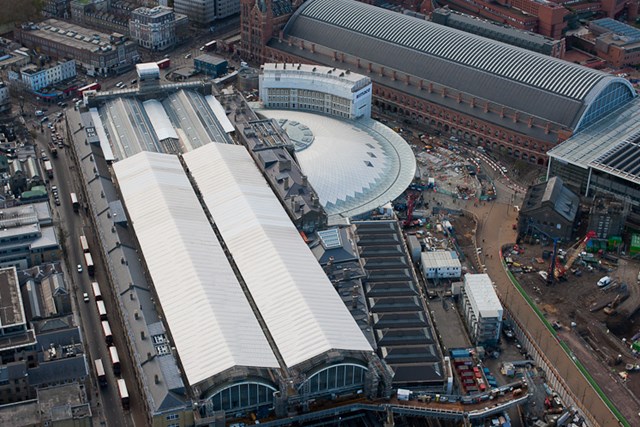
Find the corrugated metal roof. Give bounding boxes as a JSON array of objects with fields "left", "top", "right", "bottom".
[
  {"left": 113, "top": 152, "right": 279, "bottom": 385},
  {"left": 143, "top": 99, "right": 178, "bottom": 141},
  {"left": 284, "top": 0, "right": 634, "bottom": 129},
  {"left": 420, "top": 251, "right": 461, "bottom": 270},
  {"left": 183, "top": 143, "right": 372, "bottom": 368}
]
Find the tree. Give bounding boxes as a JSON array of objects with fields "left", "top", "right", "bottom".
[{"left": 0, "top": 0, "right": 44, "bottom": 26}]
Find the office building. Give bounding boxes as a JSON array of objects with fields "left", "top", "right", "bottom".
[
  {"left": 461, "top": 274, "right": 503, "bottom": 346},
  {"left": 129, "top": 6, "right": 189, "bottom": 51},
  {"left": 175, "top": 0, "right": 216, "bottom": 25},
  {"left": 194, "top": 54, "right": 228, "bottom": 77},
  {"left": 260, "top": 63, "right": 372, "bottom": 119},
  {"left": 15, "top": 19, "right": 139, "bottom": 77},
  {"left": 0, "top": 203, "right": 61, "bottom": 270},
  {"left": 589, "top": 18, "right": 640, "bottom": 67}
]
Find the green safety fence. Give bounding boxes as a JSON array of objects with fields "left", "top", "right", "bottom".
[{"left": 502, "top": 258, "right": 629, "bottom": 427}]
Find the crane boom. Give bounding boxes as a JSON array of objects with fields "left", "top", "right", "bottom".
[{"left": 563, "top": 231, "right": 597, "bottom": 272}]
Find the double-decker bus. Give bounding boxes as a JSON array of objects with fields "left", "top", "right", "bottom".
[
  {"left": 109, "top": 345, "right": 121, "bottom": 376},
  {"left": 77, "top": 82, "right": 101, "bottom": 96},
  {"left": 96, "top": 299, "right": 107, "bottom": 320},
  {"left": 94, "top": 359, "right": 107, "bottom": 387},
  {"left": 101, "top": 320, "right": 113, "bottom": 345},
  {"left": 117, "top": 379, "right": 130, "bottom": 409},
  {"left": 80, "top": 235, "right": 90, "bottom": 253},
  {"left": 84, "top": 252, "right": 95, "bottom": 276},
  {"left": 91, "top": 281, "right": 102, "bottom": 301}
]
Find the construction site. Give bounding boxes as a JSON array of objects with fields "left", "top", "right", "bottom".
[{"left": 500, "top": 229, "right": 640, "bottom": 409}]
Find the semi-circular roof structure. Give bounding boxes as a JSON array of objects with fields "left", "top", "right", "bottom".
[
  {"left": 282, "top": 0, "right": 635, "bottom": 131},
  {"left": 257, "top": 109, "right": 416, "bottom": 223}
]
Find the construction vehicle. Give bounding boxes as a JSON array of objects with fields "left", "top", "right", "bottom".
[
  {"left": 603, "top": 294, "right": 622, "bottom": 315},
  {"left": 549, "top": 231, "right": 596, "bottom": 282}
]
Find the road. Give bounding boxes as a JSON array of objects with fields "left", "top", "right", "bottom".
[{"left": 32, "top": 115, "right": 135, "bottom": 427}]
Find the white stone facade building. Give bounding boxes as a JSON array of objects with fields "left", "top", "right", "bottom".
[{"left": 259, "top": 63, "right": 372, "bottom": 120}]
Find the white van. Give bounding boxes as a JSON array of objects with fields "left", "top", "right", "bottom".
[{"left": 597, "top": 276, "right": 611, "bottom": 287}]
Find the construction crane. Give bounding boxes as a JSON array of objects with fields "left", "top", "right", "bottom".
[
  {"left": 402, "top": 192, "right": 418, "bottom": 228},
  {"left": 552, "top": 231, "right": 597, "bottom": 281},
  {"left": 547, "top": 238, "right": 559, "bottom": 285}
]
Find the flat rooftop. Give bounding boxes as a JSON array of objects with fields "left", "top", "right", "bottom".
[
  {"left": 0, "top": 267, "right": 25, "bottom": 329},
  {"left": 24, "top": 19, "right": 132, "bottom": 54}
]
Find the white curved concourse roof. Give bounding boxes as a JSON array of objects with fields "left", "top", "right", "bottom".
[
  {"left": 143, "top": 99, "right": 179, "bottom": 141},
  {"left": 113, "top": 152, "right": 278, "bottom": 385},
  {"left": 184, "top": 143, "right": 372, "bottom": 368},
  {"left": 258, "top": 110, "right": 416, "bottom": 222}
]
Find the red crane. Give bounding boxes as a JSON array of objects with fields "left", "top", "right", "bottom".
[{"left": 403, "top": 193, "right": 418, "bottom": 228}]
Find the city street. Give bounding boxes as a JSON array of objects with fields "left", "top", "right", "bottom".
[{"left": 32, "top": 116, "right": 135, "bottom": 427}]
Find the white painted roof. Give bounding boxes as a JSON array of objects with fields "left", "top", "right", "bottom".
[
  {"left": 113, "top": 152, "right": 279, "bottom": 385},
  {"left": 184, "top": 143, "right": 372, "bottom": 368},
  {"left": 463, "top": 274, "right": 503, "bottom": 319},
  {"left": 205, "top": 95, "right": 235, "bottom": 133},
  {"left": 142, "top": 99, "right": 179, "bottom": 141},
  {"left": 420, "top": 251, "right": 461, "bottom": 269}
]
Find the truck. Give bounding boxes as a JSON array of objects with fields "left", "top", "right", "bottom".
[
  {"left": 43, "top": 160, "right": 53, "bottom": 178},
  {"left": 157, "top": 58, "right": 171, "bottom": 69},
  {"left": 101, "top": 320, "right": 113, "bottom": 345},
  {"left": 48, "top": 140, "right": 58, "bottom": 158}
]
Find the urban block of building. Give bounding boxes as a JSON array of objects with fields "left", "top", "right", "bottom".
[
  {"left": 70, "top": 0, "right": 130, "bottom": 35},
  {"left": 259, "top": 63, "right": 372, "bottom": 119},
  {"left": 430, "top": 8, "right": 566, "bottom": 58},
  {"left": 15, "top": 19, "right": 139, "bottom": 77},
  {"left": 420, "top": 250, "right": 462, "bottom": 279},
  {"left": 590, "top": 18, "right": 640, "bottom": 68},
  {"left": 0, "top": 203, "right": 61, "bottom": 270},
  {"left": 0, "top": 81, "right": 9, "bottom": 113},
  {"left": 518, "top": 176, "right": 580, "bottom": 242},
  {"left": 461, "top": 274, "right": 503, "bottom": 346},
  {"left": 175, "top": 0, "right": 242, "bottom": 25},
  {"left": 129, "top": 5, "right": 189, "bottom": 51},
  {"left": 19, "top": 60, "right": 76, "bottom": 92},
  {"left": 0, "top": 382, "right": 91, "bottom": 427},
  {"left": 194, "top": 54, "right": 228, "bottom": 77}
]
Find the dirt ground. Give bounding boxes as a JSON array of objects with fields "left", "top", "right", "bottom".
[{"left": 501, "top": 244, "right": 640, "bottom": 400}]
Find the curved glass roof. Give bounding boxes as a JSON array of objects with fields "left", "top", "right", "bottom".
[{"left": 258, "top": 109, "right": 416, "bottom": 223}]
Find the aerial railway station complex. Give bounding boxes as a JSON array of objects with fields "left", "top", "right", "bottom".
[{"left": 241, "top": 0, "right": 637, "bottom": 165}]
